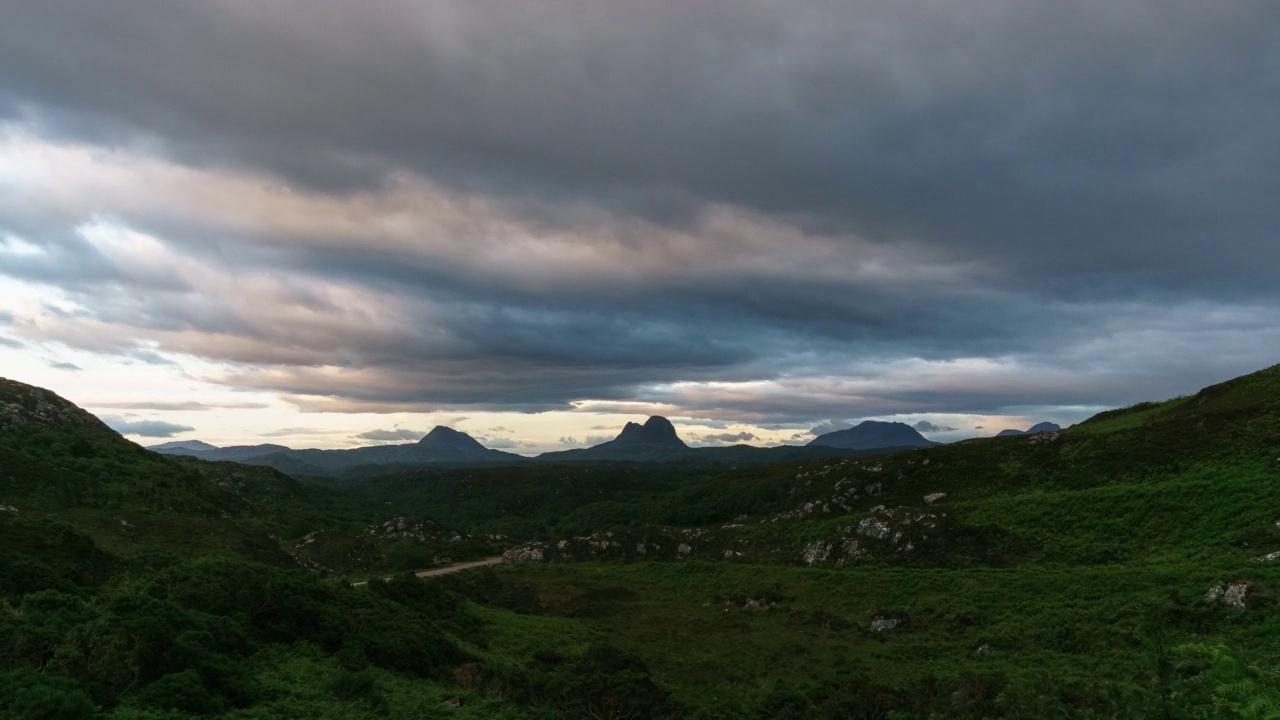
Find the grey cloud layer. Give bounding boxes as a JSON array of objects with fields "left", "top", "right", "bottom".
[
  {"left": 3, "top": 1, "right": 1277, "bottom": 288},
  {"left": 103, "top": 417, "right": 196, "bottom": 438},
  {"left": 693, "top": 431, "right": 757, "bottom": 447},
  {"left": 0, "top": 1, "right": 1277, "bottom": 422},
  {"left": 356, "top": 428, "right": 426, "bottom": 442}
]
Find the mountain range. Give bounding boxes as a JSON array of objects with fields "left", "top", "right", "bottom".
[
  {"left": 150, "top": 425, "right": 525, "bottom": 475},
  {"left": 147, "top": 415, "right": 935, "bottom": 476}
]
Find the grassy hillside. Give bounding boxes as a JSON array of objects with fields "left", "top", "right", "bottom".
[
  {"left": 4, "top": 367, "right": 1280, "bottom": 717},
  {"left": 0, "top": 378, "right": 678, "bottom": 720},
  {"left": 443, "top": 365, "right": 1280, "bottom": 717}
]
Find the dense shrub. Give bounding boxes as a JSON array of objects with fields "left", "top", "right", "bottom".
[
  {"left": 0, "top": 668, "right": 96, "bottom": 720},
  {"left": 0, "top": 558, "right": 468, "bottom": 714}
]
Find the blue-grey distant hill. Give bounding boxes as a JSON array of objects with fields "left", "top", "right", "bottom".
[
  {"left": 806, "top": 420, "right": 939, "bottom": 450},
  {"left": 995, "top": 422, "right": 1062, "bottom": 437},
  {"left": 147, "top": 439, "right": 218, "bottom": 453}
]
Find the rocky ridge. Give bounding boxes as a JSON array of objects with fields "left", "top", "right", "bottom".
[{"left": 0, "top": 378, "right": 112, "bottom": 433}]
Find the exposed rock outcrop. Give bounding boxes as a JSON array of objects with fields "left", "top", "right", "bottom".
[
  {"left": 1205, "top": 582, "right": 1250, "bottom": 609},
  {"left": 0, "top": 378, "right": 112, "bottom": 433},
  {"left": 870, "top": 617, "right": 900, "bottom": 632}
]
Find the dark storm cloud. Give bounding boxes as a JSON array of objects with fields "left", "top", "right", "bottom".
[
  {"left": 913, "top": 421, "right": 958, "bottom": 434},
  {"left": 103, "top": 417, "right": 195, "bottom": 438},
  {"left": 0, "top": 210, "right": 1117, "bottom": 414},
  {"left": 2, "top": 1, "right": 1278, "bottom": 291},
  {"left": 0, "top": 1, "right": 1278, "bottom": 421},
  {"left": 808, "top": 421, "right": 853, "bottom": 437}
]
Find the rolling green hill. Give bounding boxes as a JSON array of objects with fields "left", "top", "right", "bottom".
[{"left": 4, "top": 366, "right": 1280, "bottom": 717}]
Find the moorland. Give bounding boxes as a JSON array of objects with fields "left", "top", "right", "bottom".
[{"left": 3, "top": 365, "right": 1280, "bottom": 718}]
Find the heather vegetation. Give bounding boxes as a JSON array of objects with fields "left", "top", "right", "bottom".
[{"left": 2, "top": 366, "right": 1280, "bottom": 717}]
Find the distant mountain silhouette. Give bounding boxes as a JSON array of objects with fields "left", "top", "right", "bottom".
[
  {"left": 537, "top": 416, "right": 689, "bottom": 462},
  {"left": 612, "top": 416, "right": 683, "bottom": 446},
  {"left": 148, "top": 439, "right": 217, "bottom": 453},
  {"left": 146, "top": 415, "right": 946, "bottom": 475},
  {"left": 151, "top": 443, "right": 289, "bottom": 461},
  {"left": 150, "top": 426, "right": 523, "bottom": 475},
  {"left": 807, "top": 421, "right": 939, "bottom": 450},
  {"left": 995, "top": 422, "right": 1062, "bottom": 437},
  {"left": 416, "top": 425, "right": 505, "bottom": 457}
]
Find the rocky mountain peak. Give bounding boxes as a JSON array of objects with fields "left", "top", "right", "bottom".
[
  {"left": 418, "top": 426, "right": 489, "bottom": 453},
  {"left": 420, "top": 425, "right": 467, "bottom": 442},
  {"left": 0, "top": 378, "right": 111, "bottom": 433},
  {"left": 613, "top": 416, "right": 685, "bottom": 446}
]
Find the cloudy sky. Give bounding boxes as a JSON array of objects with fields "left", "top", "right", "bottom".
[{"left": 1, "top": 1, "right": 1277, "bottom": 454}]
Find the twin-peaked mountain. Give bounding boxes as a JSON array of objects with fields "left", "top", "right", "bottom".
[{"left": 535, "top": 416, "right": 688, "bottom": 462}]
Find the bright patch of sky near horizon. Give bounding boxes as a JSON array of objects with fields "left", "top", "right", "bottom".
[
  {"left": 0, "top": 296, "right": 1050, "bottom": 453},
  {"left": 1, "top": 2, "right": 1277, "bottom": 452},
  {"left": 0, "top": 335, "right": 1049, "bottom": 453}
]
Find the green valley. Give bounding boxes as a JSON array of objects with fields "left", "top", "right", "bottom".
[{"left": 4, "top": 365, "right": 1280, "bottom": 718}]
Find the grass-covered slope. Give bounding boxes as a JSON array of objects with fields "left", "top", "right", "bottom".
[
  {"left": 0, "top": 377, "right": 515, "bottom": 576},
  {"left": 0, "top": 377, "right": 677, "bottom": 719},
  {"left": 5, "top": 366, "right": 1280, "bottom": 717},
  {"left": 445, "top": 365, "right": 1280, "bottom": 717}
]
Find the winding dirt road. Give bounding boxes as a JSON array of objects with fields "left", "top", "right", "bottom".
[{"left": 351, "top": 556, "right": 505, "bottom": 587}]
